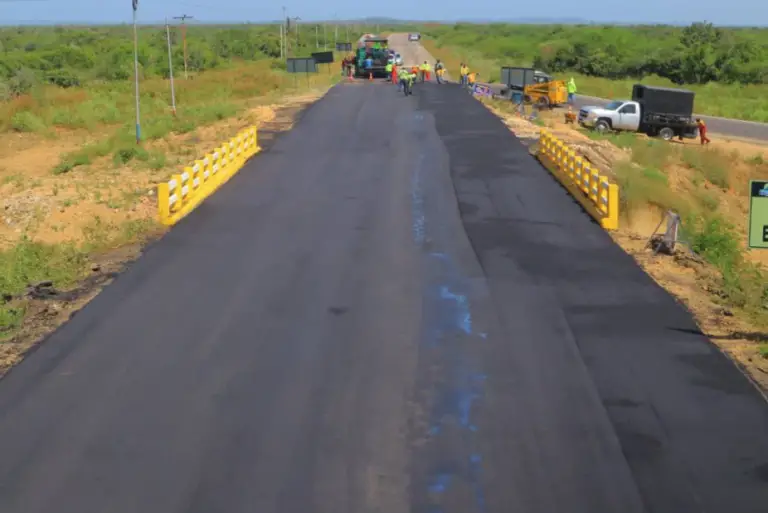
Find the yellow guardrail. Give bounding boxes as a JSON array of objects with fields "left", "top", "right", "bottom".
[
  {"left": 537, "top": 129, "right": 620, "bottom": 230},
  {"left": 157, "top": 126, "right": 260, "bottom": 226}
]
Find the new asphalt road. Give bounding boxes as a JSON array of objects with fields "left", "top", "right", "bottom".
[{"left": 0, "top": 68, "right": 767, "bottom": 512}]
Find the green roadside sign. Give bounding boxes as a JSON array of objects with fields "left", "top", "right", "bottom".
[{"left": 748, "top": 180, "right": 768, "bottom": 248}]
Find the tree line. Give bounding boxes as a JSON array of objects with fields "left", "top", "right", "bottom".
[
  {"left": 0, "top": 24, "right": 333, "bottom": 99},
  {"left": 425, "top": 22, "right": 768, "bottom": 85}
]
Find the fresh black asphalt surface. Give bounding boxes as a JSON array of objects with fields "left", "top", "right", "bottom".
[{"left": 0, "top": 79, "right": 767, "bottom": 513}]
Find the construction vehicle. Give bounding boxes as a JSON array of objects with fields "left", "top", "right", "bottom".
[
  {"left": 499, "top": 67, "right": 567, "bottom": 108},
  {"left": 354, "top": 36, "right": 390, "bottom": 78}
]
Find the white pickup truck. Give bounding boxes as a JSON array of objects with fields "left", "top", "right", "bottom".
[{"left": 579, "top": 85, "right": 698, "bottom": 141}]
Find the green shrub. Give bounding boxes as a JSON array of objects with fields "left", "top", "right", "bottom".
[
  {"left": 11, "top": 111, "right": 47, "bottom": 132},
  {"left": 8, "top": 67, "right": 37, "bottom": 96},
  {"left": 112, "top": 145, "right": 149, "bottom": 166}
]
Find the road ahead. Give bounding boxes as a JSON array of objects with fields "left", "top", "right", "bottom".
[{"left": 0, "top": 42, "right": 767, "bottom": 513}]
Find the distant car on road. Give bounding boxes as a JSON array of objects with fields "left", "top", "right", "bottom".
[
  {"left": 408, "top": 33, "right": 420, "bottom": 41},
  {"left": 395, "top": 53, "right": 403, "bottom": 65}
]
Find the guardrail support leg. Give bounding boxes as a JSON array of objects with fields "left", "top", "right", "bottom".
[
  {"left": 158, "top": 183, "right": 171, "bottom": 225},
  {"left": 602, "top": 183, "right": 620, "bottom": 230}
]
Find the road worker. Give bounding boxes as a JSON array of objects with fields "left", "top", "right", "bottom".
[
  {"left": 404, "top": 67, "right": 416, "bottom": 96},
  {"left": 385, "top": 61, "right": 393, "bottom": 81},
  {"left": 420, "top": 61, "right": 431, "bottom": 82},
  {"left": 697, "top": 118, "right": 711, "bottom": 145},
  {"left": 391, "top": 62, "right": 398, "bottom": 85},
  {"left": 460, "top": 63, "right": 469, "bottom": 87},
  {"left": 397, "top": 66, "right": 409, "bottom": 93},
  {"left": 567, "top": 77, "right": 577, "bottom": 104},
  {"left": 468, "top": 71, "right": 477, "bottom": 90},
  {"left": 435, "top": 60, "right": 445, "bottom": 84}
]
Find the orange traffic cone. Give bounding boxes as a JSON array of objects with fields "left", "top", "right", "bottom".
[{"left": 369, "top": 72, "right": 373, "bottom": 81}]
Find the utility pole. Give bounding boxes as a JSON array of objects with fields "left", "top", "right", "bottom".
[
  {"left": 173, "top": 14, "right": 193, "bottom": 79},
  {"left": 279, "top": 23, "right": 284, "bottom": 59},
  {"left": 282, "top": 6, "right": 287, "bottom": 56},
  {"left": 323, "top": 23, "right": 327, "bottom": 49},
  {"left": 132, "top": 0, "right": 141, "bottom": 144},
  {"left": 315, "top": 25, "right": 318, "bottom": 49},
  {"left": 295, "top": 17, "right": 299, "bottom": 48},
  {"left": 165, "top": 19, "right": 177, "bottom": 116}
]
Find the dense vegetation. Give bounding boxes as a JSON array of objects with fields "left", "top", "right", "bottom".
[
  {"left": 0, "top": 23, "right": 346, "bottom": 98},
  {"left": 423, "top": 23, "right": 768, "bottom": 85}
]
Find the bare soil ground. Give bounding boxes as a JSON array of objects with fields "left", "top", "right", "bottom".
[{"left": 483, "top": 99, "right": 768, "bottom": 391}]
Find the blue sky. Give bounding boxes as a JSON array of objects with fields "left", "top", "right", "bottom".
[{"left": 0, "top": 0, "right": 766, "bottom": 26}]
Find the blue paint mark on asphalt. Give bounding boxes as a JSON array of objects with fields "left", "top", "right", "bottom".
[
  {"left": 429, "top": 474, "right": 452, "bottom": 494},
  {"left": 439, "top": 286, "right": 472, "bottom": 334},
  {"left": 470, "top": 452, "right": 488, "bottom": 513},
  {"left": 409, "top": 122, "right": 488, "bottom": 513}
]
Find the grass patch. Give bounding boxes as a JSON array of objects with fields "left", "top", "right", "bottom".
[
  {"left": 0, "top": 237, "right": 86, "bottom": 298},
  {"left": 695, "top": 189, "right": 719, "bottom": 212},
  {"left": 759, "top": 344, "right": 768, "bottom": 359},
  {"left": 11, "top": 111, "right": 47, "bottom": 133},
  {"left": 112, "top": 145, "right": 149, "bottom": 166},
  {"left": 680, "top": 147, "right": 730, "bottom": 189},
  {"left": 0, "top": 303, "right": 25, "bottom": 341},
  {"left": 684, "top": 214, "right": 766, "bottom": 311},
  {"left": 613, "top": 162, "right": 683, "bottom": 214}
]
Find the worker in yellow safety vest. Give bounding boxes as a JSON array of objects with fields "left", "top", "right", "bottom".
[
  {"left": 460, "top": 63, "right": 469, "bottom": 87},
  {"left": 435, "top": 60, "right": 445, "bottom": 84},
  {"left": 385, "top": 62, "right": 393, "bottom": 81},
  {"left": 420, "top": 61, "right": 431, "bottom": 82}
]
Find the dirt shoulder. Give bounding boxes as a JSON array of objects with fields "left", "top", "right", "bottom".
[
  {"left": 0, "top": 91, "right": 328, "bottom": 377},
  {"left": 482, "top": 98, "right": 768, "bottom": 391}
]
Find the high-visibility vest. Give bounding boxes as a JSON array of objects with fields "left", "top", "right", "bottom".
[
  {"left": 385, "top": 63, "right": 393, "bottom": 72},
  {"left": 460, "top": 66, "right": 468, "bottom": 75},
  {"left": 468, "top": 72, "right": 476, "bottom": 84}
]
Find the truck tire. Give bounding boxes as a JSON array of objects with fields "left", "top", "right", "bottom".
[
  {"left": 594, "top": 119, "right": 611, "bottom": 134},
  {"left": 658, "top": 127, "right": 675, "bottom": 141},
  {"left": 536, "top": 96, "right": 550, "bottom": 109}
]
